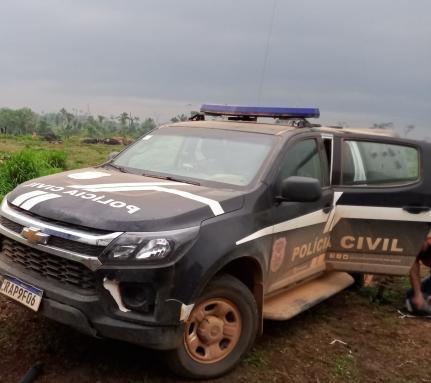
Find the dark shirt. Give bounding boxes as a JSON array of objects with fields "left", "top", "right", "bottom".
[{"left": 418, "top": 246, "right": 431, "bottom": 268}]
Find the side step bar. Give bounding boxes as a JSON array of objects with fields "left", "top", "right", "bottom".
[{"left": 263, "top": 272, "right": 354, "bottom": 320}]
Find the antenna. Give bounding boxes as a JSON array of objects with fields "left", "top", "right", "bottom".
[{"left": 257, "top": 0, "right": 277, "bottom": 105}]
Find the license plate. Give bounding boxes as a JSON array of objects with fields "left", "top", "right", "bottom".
[{"left": 0, "top": 275, "right": 43, "bottom": 312}]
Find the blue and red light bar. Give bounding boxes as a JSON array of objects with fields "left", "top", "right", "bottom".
[{"left": 200, "top": 104, "right": 320, "bottom": 119}]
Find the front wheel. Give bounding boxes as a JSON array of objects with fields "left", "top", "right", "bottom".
[{"left": 166, "top": 274, "right": 258, "bottom": 379}]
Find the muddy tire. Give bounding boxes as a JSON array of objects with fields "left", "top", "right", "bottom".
[{"left": 165, "top": 274, "right": 258, "bottom": 379}]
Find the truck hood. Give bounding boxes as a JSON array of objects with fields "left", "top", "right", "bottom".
[{"left": 6, "top": 168, "right": 244, "bottom": 232}]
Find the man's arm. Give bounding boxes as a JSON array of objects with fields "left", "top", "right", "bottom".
[{"left": 410, "top": 258, "right": 425, "bottom": 309}]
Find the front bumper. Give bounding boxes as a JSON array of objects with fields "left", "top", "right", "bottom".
[
  {"left": 0, "top": 201, "right": 188, "bottom": 350},
  {"left": 0, "top": 255, "right": 184, "bottom": 350},
  {"left": 41, "top": 296, "right": 183, "bottom": 349}
]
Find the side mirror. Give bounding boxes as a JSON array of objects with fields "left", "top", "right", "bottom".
[
  {"left": 107, "top": 152, "right": 119, "bottom": 161},
  {"left": 280, "top": 176, "right": 322, "bottom": 202}
]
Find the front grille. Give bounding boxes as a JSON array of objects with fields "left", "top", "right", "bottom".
[
  {"left": 0, "top": 216, "right": 22, "bottom": 233},
  {"left": 0, "top": 237, "right": 97, "bottom": 292},
  {"left": 0, "top": 216, "right": 105, "bottom": 257},
  {"left": 48, "top": 237, "right": 103, "bottom": 257}
]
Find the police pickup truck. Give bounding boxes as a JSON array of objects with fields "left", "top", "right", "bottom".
[{"left": 0, "top": 104, "right": 429, "bottom": 378}]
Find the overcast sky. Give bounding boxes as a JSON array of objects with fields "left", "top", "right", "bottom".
[{"left": 0, "top": 0, "right": 430, "bottom": 137}]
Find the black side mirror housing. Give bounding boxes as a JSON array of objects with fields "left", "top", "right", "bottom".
[
  {"left": 107, "top": 152, "right": 119, "bottom": 161},
  {"left": 280, "top": 176, "right": 322, "bottom": 202}
]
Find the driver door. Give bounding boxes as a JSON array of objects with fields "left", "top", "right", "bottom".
[{"left": 267, "top": 135, "right": 334, "bottom": 293}]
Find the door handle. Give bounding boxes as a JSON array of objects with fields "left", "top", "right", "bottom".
[{"left": 403, "top": 206, "right": 431, "bottom": 214}]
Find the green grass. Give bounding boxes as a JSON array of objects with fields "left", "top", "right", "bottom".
[
  {"left": 331, "top": 352, "right": 360, "bottom": 382},
  {"left": 242, "top": 348, "right": 269, "bottom": 368},
  {"left": 0, "top": 136, "right": 125, "bottom": 199},
  {"left": 0, "top": 149, "right": 64, "bottom": 198}
]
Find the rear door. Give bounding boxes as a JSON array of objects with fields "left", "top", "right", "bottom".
[{"left": 327, "top": 136, "right": 431, "bottom": 275}]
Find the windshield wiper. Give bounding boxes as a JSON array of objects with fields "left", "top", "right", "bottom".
[
  {"left": 166, "top": 175, "right": 200, "bottom": 186},
  {"left": 106, "top": 163, "right": 128, "bottom": 173},
  {"left": 141, "top": 172, "right": 200, "bottom": 186}
]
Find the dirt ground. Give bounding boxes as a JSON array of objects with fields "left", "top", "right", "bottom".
[{"left": 0, "top": 278, "right": 430, "bottom": 383}]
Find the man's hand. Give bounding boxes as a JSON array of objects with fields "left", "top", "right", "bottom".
[
  {"left": 410, "top": 258, "right": 424, "bottom": 311},
  {"left": 413, "top": 293, "right": 426, "bottom": 310},
  {"left": 420, "top": 236, "right": 431, "bottom": 252}
]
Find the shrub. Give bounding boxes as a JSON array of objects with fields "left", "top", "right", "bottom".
[
  {"left": 0, "top": 149, "right": 67, "bottom": 199},
  {"left": 43, "top": 150, "right": 67, "bottom": 169}
]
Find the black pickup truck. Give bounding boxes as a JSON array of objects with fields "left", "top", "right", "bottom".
[{"left": 0, "top": 105, "right": 429, "bottom": 378}]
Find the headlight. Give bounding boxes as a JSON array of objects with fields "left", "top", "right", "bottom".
[
  {"left": 101, "top": 226, "right": 199, "bottom": 263},
  {"left": 136, "top": 238, "right": 171, "bottom": 260}
]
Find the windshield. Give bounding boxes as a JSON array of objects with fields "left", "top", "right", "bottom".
[{"left": 112, "top": 127, "right": 276, "bottom": 187}]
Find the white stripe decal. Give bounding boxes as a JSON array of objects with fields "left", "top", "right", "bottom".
[
  {"left": 70, "top": 185, "right": 224, "bottom": 216},
  {"left": 332, "top": 205, "right": 431, "bottom": 227},
  {"left": 273, "top": 210, "right": 329, "bottom": 234},
  {"left": 20, "top": 193, "right": 62, "bottom": 210},
  {"left": 333, "top": 191, "right": 343, "bottom": 205},
  {"left": 70, "top": 182, "right": 187, "bottom": 189},
  {"left": 236, "top": 209, "right": 329, "bottom": 245},
  {"left": 323, "top": 208, "right": 336, "bottom": 234},
  {"left": 236, "top": 198, "right": 431, "bottom": 246},
  {"left": 11, "top": 190, "right": 48, "bottom": 207},
  {"left": 150, "top": 186, "right": 224, "bottom": 216},
  {"left": 77, "top": 186, "right": 186, "bottom": 193},
  {"left": 323, "top": 191, "right": 344, "bottom": 233},
  {"left": 236, "top": 192, "right": 346, "bottom": 245},
  {"left": 236, "top": 226, "right": 274, "bottom": 245}
]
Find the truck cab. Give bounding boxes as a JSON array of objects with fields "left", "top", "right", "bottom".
[{"left": 0, "top": 105, "right": 430, "bottom": 379}]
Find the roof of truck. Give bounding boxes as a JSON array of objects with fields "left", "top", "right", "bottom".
[
  {"left": 165, "top": 120, "right": 296, "bottom": 135},
  {"left": 165, "top": 120, "right": 398, "bottom": 138}
]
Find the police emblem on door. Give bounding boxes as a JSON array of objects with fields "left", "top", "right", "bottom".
[{"left": 271, "top": 237, "right": 287, "bottom": 273}]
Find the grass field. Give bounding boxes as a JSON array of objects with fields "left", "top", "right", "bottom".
[
  {"left": 0, "top": 135, "right": 122, "bottom": 171},
  {"left": 0, "top": 137, "right": 430, "bottom": 382},
  {"left": 0, "top": 136, "right": 124, "bottom": 199}
]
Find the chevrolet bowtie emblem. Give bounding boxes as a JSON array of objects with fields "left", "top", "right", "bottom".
[{"left": 21, "top": 227, "right": 50, "bottom": 245}]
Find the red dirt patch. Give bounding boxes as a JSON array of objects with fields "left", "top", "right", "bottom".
[{"left": 0, "top": 280, "right": 430, "bottom": 383}]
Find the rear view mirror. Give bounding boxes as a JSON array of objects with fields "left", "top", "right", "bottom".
[
  {"left": 107, "top": 152, "right": 119, "bottom": 161},
  {"left": 280, "top": 176, "right": 322, "bottom": 202}
]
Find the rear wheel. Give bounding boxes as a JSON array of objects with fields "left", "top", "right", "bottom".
[{"left": 166, "top": 275, "right": 258, "bottom": 379}]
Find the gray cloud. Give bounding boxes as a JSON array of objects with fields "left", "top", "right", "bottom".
[{"left": 0, "top": 0, "right": 429, "bottom": 136}]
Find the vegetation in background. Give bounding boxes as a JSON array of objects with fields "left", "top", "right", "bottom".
[
  {"left": 0, "top": 136, "right": 124, "bottom": 199},
  {"left": 0, "top": 107, "right": 200, "bottom": 140},
  {"left": 0, "top": 149, "right": 66, "bottom": 199},
  {"left": 0, "top": 107, "right": 419, "bottom": 200}
]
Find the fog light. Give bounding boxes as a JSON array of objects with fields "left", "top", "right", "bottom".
[{"left": 120, "top": 283, "right": 155, "bottom": 313}]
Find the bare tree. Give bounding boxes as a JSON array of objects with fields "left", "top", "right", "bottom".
[{"left": 403, "top": 124, "right": 415, "bottom": 137}]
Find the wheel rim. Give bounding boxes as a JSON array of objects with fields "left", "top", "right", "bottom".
[{"left": 184, "top": 298, "right": 242, "bottom": 364}]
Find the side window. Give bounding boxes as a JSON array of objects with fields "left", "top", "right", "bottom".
[
  {"left": 342, "top": 140, "right": 419, "bottom": 186},
  {"left": 279, "top": 139, "right": 323, "bottom": 184}
]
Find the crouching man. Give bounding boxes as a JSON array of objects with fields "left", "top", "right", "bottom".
[{"left": 406, "top": 235, "right": 431, "bottom": 315}]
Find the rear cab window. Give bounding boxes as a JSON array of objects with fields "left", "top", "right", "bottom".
[{"left": 341, "top": 139, "right": 420, "bottom": 187}]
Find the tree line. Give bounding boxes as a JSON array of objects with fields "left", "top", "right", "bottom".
[
  {"left": 0, "top": 107, "right": 197, "bottom": 139},
  {"left": 0, "top": 107, "right": 418, "bottom": 140}
]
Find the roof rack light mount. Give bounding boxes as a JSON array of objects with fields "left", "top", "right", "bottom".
[{"left": 200, "top": 104, "right": 320, "bottom": 120}]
